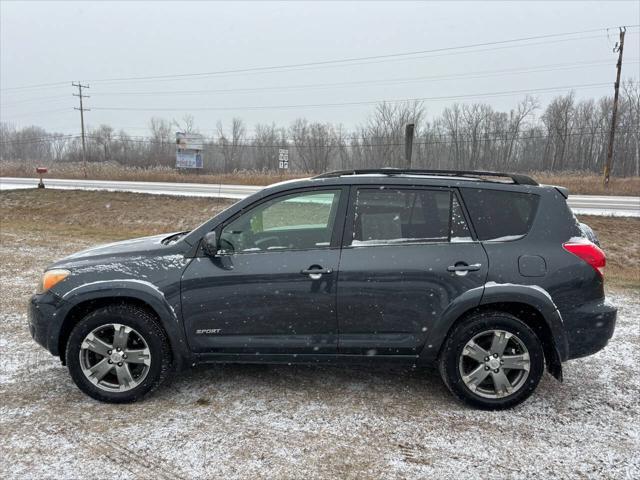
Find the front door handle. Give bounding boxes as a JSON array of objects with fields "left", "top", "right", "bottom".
[
  {"left": 447, "top": 263, "right": 481, "bottom": 276},
  {"left": 301, "top": 266, "right": 333, "bottom": 279}
]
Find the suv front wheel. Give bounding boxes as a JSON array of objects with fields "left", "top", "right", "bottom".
[
  {"left": 439, "top": 311, "right": 544, "bottom": 410},
  {"left": 66, "top": 304, "right": 172, "bottom": 403}
]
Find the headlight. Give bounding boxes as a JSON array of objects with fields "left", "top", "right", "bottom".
[{"left": 38, "top": 269, "right": 70, "bottom": 293}]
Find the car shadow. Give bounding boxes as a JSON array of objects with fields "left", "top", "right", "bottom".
[{"left": 163, "top": 361, "right": 455, "bottom": 407}]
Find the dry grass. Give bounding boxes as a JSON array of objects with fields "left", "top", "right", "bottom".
[
  {"left": 578, "top": 215, "right": 640, "bottom": 289},
  {"left": 0, "top": 189, "right": 637, "bottom": 289},
  {"left": 2, "top": 161, "right": 638, "bottom": 195},
  {"left": 530, "top": 171, "right": 640, "bottom": 196},
  {"left": 0, "top": 189, "right": 234, "bottom": 241},
  {"left": 0, "top": 161, "right": 305, "bottom": 186}
]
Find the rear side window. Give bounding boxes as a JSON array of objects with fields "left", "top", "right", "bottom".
[
  {"left": 460, "top": 188, "right": 539, "bottom": 241},
  {"left": 350, "top": 188, "right": 464, "bottom": 245}
]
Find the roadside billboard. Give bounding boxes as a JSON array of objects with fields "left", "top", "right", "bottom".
[
  {"left": 176, "top": 132, "right": 204, "bottom": 169},
  {"left": 176, "top": 150, "right": 203, "bottom": 169},
  {"left": 176, "top": 132, "right": 204, "bottom": 151}
]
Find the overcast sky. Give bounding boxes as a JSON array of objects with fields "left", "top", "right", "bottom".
[{"left": 1, "top": 1, "right": 639, "bottom": 136}]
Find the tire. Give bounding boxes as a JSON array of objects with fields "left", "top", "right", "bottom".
[
  {"left": 438, "top": 311, "right": 544, "bottom": 410},
  {"left": 66, "top": 304, "right": 172, "bottom": 403}
]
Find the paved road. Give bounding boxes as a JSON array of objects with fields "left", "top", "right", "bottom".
[
  {"left": 1, "top": 176, "right": 639, "bottom": 216},
  {"left": 0, "top": 177, "right": 259, "bottom": 200}
]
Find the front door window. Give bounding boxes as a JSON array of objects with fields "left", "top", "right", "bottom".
[{"left": 220, "top": 190, "right": 342, "bottom": 253}]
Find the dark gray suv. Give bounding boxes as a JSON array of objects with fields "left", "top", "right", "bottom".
[{"left": 28, "top": 169, "right": 617, "bottom": 409}]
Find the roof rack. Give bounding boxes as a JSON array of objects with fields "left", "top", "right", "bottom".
[{"left": 312, "top": 168, "right": 539, "bottom": 186}]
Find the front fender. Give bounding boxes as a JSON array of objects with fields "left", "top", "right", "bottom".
[{"left": 55, "top": 279, "right": 191, "bottom": 368}]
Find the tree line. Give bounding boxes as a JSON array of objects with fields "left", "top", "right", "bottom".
[{"left": 1, "top": 82, "right": 639, "bottom": 176}]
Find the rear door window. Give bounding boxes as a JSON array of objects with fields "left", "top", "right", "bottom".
[
  {"left": 459, "top": 188, "right": 539, "bottom": 241},
  {"left": 350, "top": 188, "right": 467, "bottom": 245}
]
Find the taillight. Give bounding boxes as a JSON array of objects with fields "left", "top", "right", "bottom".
[{"left": 563, "top": 239, "right": 606, "bottom": 277}]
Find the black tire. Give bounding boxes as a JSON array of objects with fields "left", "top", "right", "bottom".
[
  {"left": 438, "top": 311, "right": 544, "bottom": 410},
  {"left": 66, "top": 304, "right": 172, "bottom": 403}
]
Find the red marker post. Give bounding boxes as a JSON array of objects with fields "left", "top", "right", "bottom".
[{"left": 36, "top": 167, "right": 48, "bottom": 189}]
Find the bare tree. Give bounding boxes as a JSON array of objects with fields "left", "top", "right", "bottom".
[
  {"left": 504, "top": 96, "right": 538, "bottom": 169},
  {"left": 622, "top": 80, "right": 640, "bottom": 176},
  {"left": 2, "top": 87, "right": 640, "bottom": 176},
  {"left": 442, "top": 104, "right": 463, "bottom": 169},
  {"left": 51, "top": 133, "right": 68, "bottom": 162},
  {"left": 290, "top": 119, "right": 337, "bottom": 173},
  {"left": 92, "top": 124, "right": 114, "bottom": 162},
  {"left": 173, "top": 114, "right": 198, "bottom": 134},
  {"left": 359, "top": 101, "right": 425, "bottom": 167},
  {"left": 542, "top": 92, "right": 575, "bottom": 170},
  {"left": 217, "top": 118, "right": 246, "bottom": 172},
  {"left": 253, "top": 123, "right": 286, "bottom": 171},
  {"left": 149, "top": 117, "right": 173, "bottom": 165}
]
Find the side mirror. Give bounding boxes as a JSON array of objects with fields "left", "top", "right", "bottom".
[{"left": 202, "top": 231, "right": 218, "bottom": 256}]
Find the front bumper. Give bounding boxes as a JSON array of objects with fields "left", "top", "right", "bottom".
[
  {"left": 563, "top": 298, "right": 617, "bottom": 360},
  {"left": 28, "top": 292, "right": 66, "bottom": 356}
]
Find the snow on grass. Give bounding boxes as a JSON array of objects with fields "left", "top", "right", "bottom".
[{"left": 1, "top": 290, "right": 639, "bottom": 479}]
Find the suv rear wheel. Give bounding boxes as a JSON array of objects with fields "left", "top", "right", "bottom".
[
  {"left": 439, "top": 311, "right": 544, "bottom": 410},
  {"left": 66, "top": 304, "right": 172, "bottom": 403}
]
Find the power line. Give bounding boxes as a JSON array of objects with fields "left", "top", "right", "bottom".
[
  {"left": 84, "top": 34, "right": 616, "bottom": 88},
  {"left": 0, "top": 81, "right": 70, "bottom": 93},
  {"left": 6, "top": 117, "right": 636, "bottom": 147},
  {"left": 6, "top": 58, "right": 634, "bottom": 110},
  {"left": 0, "top": 107, "right": 73, "bottom": 119},
  {"left": 1, "top": 95, "right": 72, "bottom": 107},
  {"left": 87, "top": 59, "right": 639, "bottom": 98},
  {"left": 5, "top": 27, "right": 633, "bottom": 92},
  {"left": 85, "top": 27, "right": 639, "bottom": 84},
  {"left": 89, "top": 82, "right": 613, "bottom": 112},
  {"left": 5, "top": 126, "right": 639, "bottom": 148},
  {"left": 0, "top": 135, "right": 80, "bottom": 146},
  {"left": 2, "top": 25, "right": 638, "bottom": 92}
]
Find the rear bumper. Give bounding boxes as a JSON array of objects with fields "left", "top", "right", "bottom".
[{"left": 563, "top": 298, "right": 617, "bottom": 360}]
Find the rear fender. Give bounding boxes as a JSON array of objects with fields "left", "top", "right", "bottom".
[
  {"left": 481, "top": 282, "right": 567, "bottom": 358},
  {"left": 480, "top": 283, "right": 567, "bottom": 380},
  {"left": 418, "top": 283, "right": 566, "bottom": 380}
]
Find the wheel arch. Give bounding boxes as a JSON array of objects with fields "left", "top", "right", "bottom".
[
  {"left": 447, "top": 302, "right": 562, "bottom": 380},
  {"left": 56, "top": 285, "right": 191, "bottom": 369},
  {"left": 420, "top": 284, "right": 567, "bottom": 380}
]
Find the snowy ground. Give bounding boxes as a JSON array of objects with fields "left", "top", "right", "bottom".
[{"left": 1, "top": 233, "right": 639, "bottom": 479}]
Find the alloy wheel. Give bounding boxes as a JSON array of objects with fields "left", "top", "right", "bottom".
[
  {"left": 79, "top": 323, "right": 151, "bottom": 392},
  {"left": 458, "top": 329, "right": 531, "bottom": 399}
]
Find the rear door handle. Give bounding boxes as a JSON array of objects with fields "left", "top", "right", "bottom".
[
  {"left": 301, "top": 266, "right": 333, "bottom": 279},
  {"left": 447, "top": 263, "right": 481, "bottom": 273},
  {"left": 301, "top": 268, "right": 333, "bottom": 274}
]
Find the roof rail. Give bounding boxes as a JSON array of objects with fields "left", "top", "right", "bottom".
[{"left": 312, "top": 168, "right": 539, "bottom": 186}]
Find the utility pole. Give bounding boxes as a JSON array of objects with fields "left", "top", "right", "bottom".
[
  {"left": 603, "top": 27, "right": 626, "bottom": 186},
  {"left": 72, "top": 82, "right": 90, "bottom": 178},
  {"left": 405, "top": 123, "right": 415, "bottom": 168}
]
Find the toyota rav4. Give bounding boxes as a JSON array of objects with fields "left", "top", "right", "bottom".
[{"left": 28, "top": 169, "right": 617, "bottom": 409}]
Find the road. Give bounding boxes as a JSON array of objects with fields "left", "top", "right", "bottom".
[{"left": 1, "top": 176, "right": 639, "bottom": 216}]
